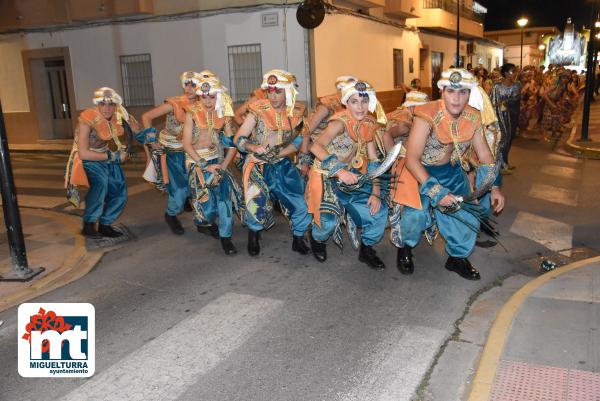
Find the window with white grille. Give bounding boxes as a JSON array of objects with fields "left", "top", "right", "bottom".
[
  {"left": 120, "top": 53, "right": 154, "bottom": 106},
  {"left": 228, "top": 44, "right": 263, "bottom": 103}
]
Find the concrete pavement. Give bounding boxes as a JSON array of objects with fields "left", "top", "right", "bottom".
[{"left": 468, "top": 257, "right": 600, "bottom": 401}]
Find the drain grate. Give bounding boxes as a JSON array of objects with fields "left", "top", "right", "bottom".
[
  {"left": 519, "top": 247, "right": 600, "bottom": 274},
  {"left": 491, "top": 360, "right": 600, "bottom": 401},
  {"left": 85, "top": 224, "right": 136, "bottom": 251}
]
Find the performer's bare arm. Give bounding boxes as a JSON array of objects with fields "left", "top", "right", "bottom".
[
  {"left": 141, "top": 103, "right": 172, "bottom": 128},
  {"left": 141, "top": 103, "right": 172, "bottom": 149},
  {"left": 383, "top": 122, "right": 411, "bottom": 152},
  {"left": 405, "top": 117, "right": 455, "bottom": 207},
  {"left": 405, "top": 117, "right": 433, "bottom": 184},
  {"left": 471, "top": 130, "right": 505, "bottom": 213},
  {"left": 221, "top": 120, "right": 237, "bottom": 170},
  {"left": 366, "top": 141, "right": 381, "bottom": 214},
  {"left": 233, "top": 113, "right": 265, "bottom": 155},
  {"left": 182, "top": 113, "right": 200, "bottom": 163},
  {"left": 311, "top": 120, "right": 359, "bottom": 185},
  {"left": 299, "top": 104, "right": 330, "bottom": 154},
  {"left": 77, "top": 122, "right": 126, "bottom": 163}
]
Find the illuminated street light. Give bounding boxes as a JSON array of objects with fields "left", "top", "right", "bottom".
[
  {"left": 517, "top": 18, "right": 529, "bottom": 68},
  {"left": 539, "top": 44, "right": 546, "bottom": 50}
]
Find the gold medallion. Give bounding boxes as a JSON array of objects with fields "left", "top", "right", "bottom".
[{"left": 351, "top": 157, "right": 363, "bottom": 169}]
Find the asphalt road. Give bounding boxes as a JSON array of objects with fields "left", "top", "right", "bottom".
[{"left": 1, "top": 135, "right": 599, "bottom": 401}]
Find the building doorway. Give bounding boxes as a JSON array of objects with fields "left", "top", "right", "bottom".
[
  {"left": 23, "top": 47, "right": 76, "bottom": 141},
  {"left": 431, "top": 51, "right": 443, "bottom": 100}
]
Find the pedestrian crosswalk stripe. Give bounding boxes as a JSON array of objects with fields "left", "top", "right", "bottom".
[
  {"left": 510, "top": 211, "right": 573, "bottom": 255},
  {"left": 529, "top": 183, "right": 578, "bottom": 207},
  {"left": 539, "top": 165, "right": 577, "bottom": 179},
  {"left": 58, "top": 293, "right": 282, "bottom": 401},
  {"left": 338, "top": 325, "right": 446, "bottom": 401},
  {"left": 545, "top": 153, "right": 579, "bottom": 165}
]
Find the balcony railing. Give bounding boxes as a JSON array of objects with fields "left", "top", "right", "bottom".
[{"left": 422, "top": 0, "right": 485, "bottom": 23}]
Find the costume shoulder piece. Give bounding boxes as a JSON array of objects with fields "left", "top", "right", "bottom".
[
  {"left": 330, "top": 110, "right": 377, "bottom": 142},
  {"left": 252, "top": 88, "right": 267, "bottom": 100},
  {"left": 414, "top": 100, "right": 482, "bottom": 144},
  {"left": 413, "top": 99, "right": 443, "bottom": 127},
  {"left": 78, "top": 108, "right": 124, "bottom": 140},
  {"left": 165, "top": 96, "right": 190, "bottom": 123},
  {"left": 386, "top": 107, "right": 413, "bottom": 129},
  {"left": 318, "top": 94, "right": 343, "bottom": 114},
  {"left": 249, "top": 99, "right": 304, "bottom": 131},
  {"left": 186, "top": 103, "right": 226, "bottom": 130}
]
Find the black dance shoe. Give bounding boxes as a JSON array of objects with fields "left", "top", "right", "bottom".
[
  {"left": 220, "top": 237, "right": 237, "bottom": 255},
  {"left": 359, "top": 243, "right": 385, "bottom": 271},
  {"left": 309, "top": 233, "right": 327, "bottom": 262},
  {"left": 247, "top": 230, "right": 260, "bottom": 256},
  {"left": 445, "top": 256, "right": 481, "bottom": 280},
  {"left": 396, "top": 246, "right": 414, "bottom": 275},
  {"left": 197, "top": 223, "right": 219, "bottom": 239},
  {"left": 165, "top": 213, "right": 184, "bottom": 235},
  {"left": 292, "top": 235, "right": 310, "bottom": 255},
  {"left": 81, "top": 222, "right": 102, "bottom": 239},
  {"left": 98, "top": 224, "right": 123, "bottom": 238}
]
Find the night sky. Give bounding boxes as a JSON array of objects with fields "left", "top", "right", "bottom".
[{"left": 478, "top": 0, "right": 594, "bottom": 31}]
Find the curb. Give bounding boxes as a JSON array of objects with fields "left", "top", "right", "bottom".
[
  {"left": 466, "top": 255, "right": 600, "bottom": 401},
  {"left": 0, "top": 209, "right": 105, "bottom": 313},
  {"left": 564, "top": 122, "right": 600, "bottom": 159}
]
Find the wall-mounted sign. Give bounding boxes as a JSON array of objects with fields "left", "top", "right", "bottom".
[{"left": 261, "top": 13, "right": 279, "bottom": 27}]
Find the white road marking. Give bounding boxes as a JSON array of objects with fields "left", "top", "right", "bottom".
[
  {"left": 539, "top": 165, "right": 577, "bottom": 180},
  {"left": 545, "top": 153, "right": 579, "bottom": 165},
  {"left": 59, "top": 292, "right": 282, "bottom": 401},
  {"left": 510, "top": 211, "right": 573, "bottom": 254},
  {"left": 529, "top": 183, "right": 578, "bottom": 207},
  {"left": 338, "top": 325, "right": 446, "bottom": 401}
]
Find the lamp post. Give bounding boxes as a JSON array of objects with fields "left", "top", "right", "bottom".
[{"left": 517, "top": 17, "right": 529, "bottom": 69}]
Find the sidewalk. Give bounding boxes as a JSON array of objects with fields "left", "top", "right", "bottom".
[
  {"left": 0, "top": 208, "right": 104, "bottom": 312},
  {"left": 468, "top": 257, "right": 600, "bottom": 401},
  {"left": 565, "top": 101, "right": 600, "bottom": 159}
]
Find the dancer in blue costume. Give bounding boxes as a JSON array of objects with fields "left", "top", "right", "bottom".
[
  {"left": 182, "top": 75, "right": 240, "bottom": 255},
  {"left": 65, "top": 87, "right": 140, "bottom": 238},
  {"left": 139, "top": 71, "right": 205, "bottom": 235},
  {"left": 307, "top": 80, "right": 389, "bottom": 270},
  {"left": 399, "top": 68, "right": 505, "bottom": 280},
  {"left": 234, "top": 69, "right": 311, "bottom": 257}
]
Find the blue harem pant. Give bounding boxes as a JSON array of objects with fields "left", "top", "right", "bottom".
[
  {"left": 165, "top": 151, "right": 189, "bottom": 216},
  {"left": 188, "top": 159, "right": 234, "bottom": 238},
  {"left": 400, "top": 163, "right": 490, "bottom": 258},
  {"left": 245, "top": 157, "right": 311, "bottom": 236},
  {"left": 312, "top": 169, "right": 388, "bottom": 247},
  {"left": 82, "top": 160, "right": 127, "bottom": 225}
]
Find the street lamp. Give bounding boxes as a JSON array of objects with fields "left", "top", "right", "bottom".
[{"left": 517, "top": 17, "right": 529, "bottom": 68}]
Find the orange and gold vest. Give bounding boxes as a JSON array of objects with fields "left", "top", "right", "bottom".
[
  {"left": 307, "top": 94, "right": 345, "bottom": 139},
  {"left": 78, "top": 108, "right": 125, "bottom": 152},
  {"left": 326, "top": 109, "right": 378, "bottom": 173},
  {"left": 159, "top": 96, "right": 192, "bottom": 149},
  {"left": 248, "top": 99, "right": 305, "bottom": 146},
  {"left": 413, "top": 99, "right": 483, "bottom": 169}
]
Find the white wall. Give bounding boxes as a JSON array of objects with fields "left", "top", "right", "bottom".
[
  {"left": 313, "top": 14, "right": 421, "bottom": 96},
  {"left": 0, "top": 35, "right": 31, "bottom": 112},
  {"left": 0, "top": 6, "right": 308, "bottom": 112}
]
